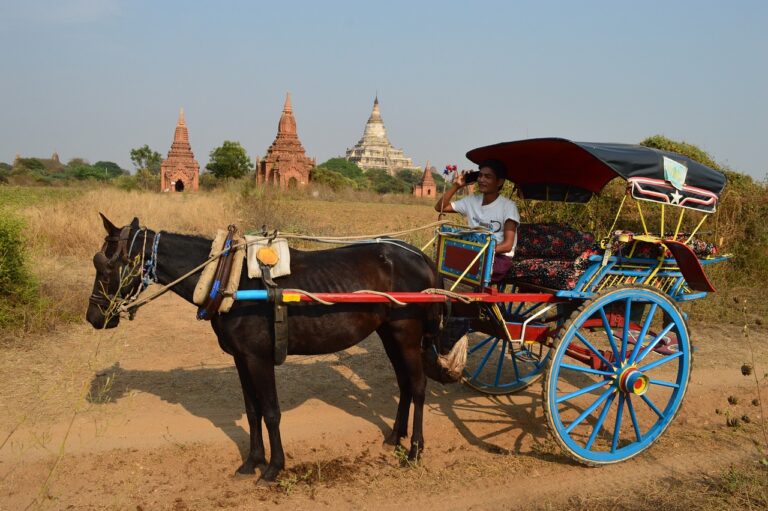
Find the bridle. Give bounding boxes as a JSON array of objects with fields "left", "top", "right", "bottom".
[{"left": 89, "top": 226, "right": 162, "bottom": 320}]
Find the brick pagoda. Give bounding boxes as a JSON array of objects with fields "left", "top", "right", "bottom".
[
  {"left": 161, "top": 108, "right": 199, "bottom": 192},
  {"left": 257, "top": 93, "right": 315, "bottom": 188},
  {"left": 413, "top": 161, "right": 437, "bottom": 198}
]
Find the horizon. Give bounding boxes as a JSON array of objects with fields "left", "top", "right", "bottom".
[{"left": 1, "top": 1, "right": 766, "bottom": 180}]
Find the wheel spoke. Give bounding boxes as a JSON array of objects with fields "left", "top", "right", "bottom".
[
  {"left": 640, "top": 393, "right": 664, "bottom": 419},
  {"left": 626, "top": 395, "right": 643, "bottom": 442},
  {"left": 493, "top": 339, "right": 508, "bottom": 386},
  {"left": 556, "top": 379, "right": 612, "bottom": 404},
  {"left": 635, "top": 321, "right": 677, "bottom": 363},
  {"left": 638, "top": 351, "right": 683, "bottom": 372},
  {"left": 574, "top": 331, "right": 614, "bottom": 369},
  {"left": 649, "top": 378, "right": 679, "bottom": 389},
  {"left": 508, "top": 341, "right": 522, "bottom": 380},
  {"left": 470, "top": 337, "right": 500, "bottom": 380},
  {"left": 628, "top": 303, "right": 657, "bottom": 364},
  {"left": 564, "top": 386, "right": 615, "bottom": 434},
  {"left": 611, "top": 393, "right": 626, "bottom": 452},
  {"left": 559, "top": 363, "right": 615, "bottom": 377},
  {"left": 585, "top": 392, "right": 617, "bottom": 449},
  {"left": 598, "top": 307, "right": 620, "bottom": 360},
  {"left": 620, "top": 298, "right": 632, "bottom": 360},
  {"left": 468, "top": 334, "right": 495, "bottom": 355}
]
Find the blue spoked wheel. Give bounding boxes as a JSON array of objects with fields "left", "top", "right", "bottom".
[
  {"left": 543, "top": 285, "right": 691, "bottom": 465},
  {"left": 462, "top": 299, "right": 555, "bottom": 395}
]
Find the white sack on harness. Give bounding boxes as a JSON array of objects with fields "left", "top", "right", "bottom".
[{"left": 244, "top": 236, "right": 291, "bottom": 279}]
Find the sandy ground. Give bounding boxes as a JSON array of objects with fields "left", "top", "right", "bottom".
[{"left": 1, "top": 291, "right": 766, "bottom": 510}]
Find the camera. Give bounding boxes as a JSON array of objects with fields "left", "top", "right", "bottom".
[{"left": 464, "top": 171, "right": 480, "bottom": 184}]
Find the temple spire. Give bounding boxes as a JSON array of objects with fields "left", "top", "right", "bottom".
[
  {"left": 277, "top": 92, "right": 297, "bottom": 137},
  {"left": 178, "top": 107, "right": 185, "bottom": 126}
]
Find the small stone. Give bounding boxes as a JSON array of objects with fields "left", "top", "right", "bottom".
[
  {"left": 756, "top": 318, "right": 763, "bottom": 326},
  {"left": 728, "top": 395, "right": 739, "bottom": 405},
  {"left": 753, "top": 398, "right": 760, "bottom": 406},
  {"left": 742, "top": 415, "right": 751, "bottom": 423},
  {"left": 741, "top": 364, "right": 754, "bottom": 376}
]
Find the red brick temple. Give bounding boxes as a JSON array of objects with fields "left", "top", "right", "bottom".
[
  {"left": 257, "top": 93, "right": 315, "bottom": 188},
  {"left": 413, "top": 161, "right": 437, "bottom": 197},
  {"left": 161, "top": 108, "right": 199, "bottom": 192}
]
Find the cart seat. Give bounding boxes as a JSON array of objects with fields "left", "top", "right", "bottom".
[{"left": 503, "top": 223, "right": 597, "bottom": 290}]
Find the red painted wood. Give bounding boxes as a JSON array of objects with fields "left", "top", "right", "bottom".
[{"left": 285, "top": 292, "right": 563, "bottom": 304}]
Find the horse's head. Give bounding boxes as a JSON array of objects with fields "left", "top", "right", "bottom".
[{"left": 86, "top": 213, "right": 144, "bottom": 329}]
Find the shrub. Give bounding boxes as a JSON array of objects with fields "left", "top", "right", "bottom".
[{"left": 0, "top": 212, "right": 39, "bottom": 331}]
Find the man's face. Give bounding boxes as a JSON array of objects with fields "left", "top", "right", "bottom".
[{"left": 477, "top": 166, "right": 503, "bottom": 193}]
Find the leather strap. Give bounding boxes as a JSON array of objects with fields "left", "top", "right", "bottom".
[{"left": 197, "top": 225, "right": 238, "bottom": 320}]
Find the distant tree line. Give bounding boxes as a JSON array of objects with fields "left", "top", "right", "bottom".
[{"left": 311, "top": 157, "right": 445, "bottom": 194}]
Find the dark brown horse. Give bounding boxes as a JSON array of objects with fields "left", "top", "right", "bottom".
[{"left": 86, "top": 214, "right": 444, "bottom": 481}]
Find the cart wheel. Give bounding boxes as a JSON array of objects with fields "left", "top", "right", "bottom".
[
  {"left": 543, "top": 285, "right": 691, "bottom": 465},
  {"left": 463, "top": 296, "right": 556, "bottom": 395}
]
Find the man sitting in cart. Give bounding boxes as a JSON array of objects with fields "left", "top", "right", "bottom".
[{"left": 435, "top": 159, "right": 519, "bottom": 282}]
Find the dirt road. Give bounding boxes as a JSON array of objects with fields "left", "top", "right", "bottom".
[{"left": 1, "top": 292, "right": 765, "bottom": 510}]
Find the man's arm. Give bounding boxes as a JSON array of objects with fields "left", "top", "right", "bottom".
[
  {"left": 494, "top": 219, "right": 518, "bottom": 254},
  {"left": 434, "top": 173, "right": 467, "bottom": 213}
]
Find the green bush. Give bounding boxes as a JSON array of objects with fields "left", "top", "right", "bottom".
[{"left": 0, "top": 212, "right": 39, "bottom": 330}]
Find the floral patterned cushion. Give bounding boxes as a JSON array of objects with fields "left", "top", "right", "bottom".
[
  {"left": 505, "top": 224, "right": 598, "bottom": 290},
  {"left": 516, "top": 223, "right": 596, "bottom": 259},
  {"left": 608, "top": 231, "right": 718, "bottom": 259}
]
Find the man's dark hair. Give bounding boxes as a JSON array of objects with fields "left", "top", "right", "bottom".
[{"left": 478, "top": 159, "right": 507, "bottom": 180}]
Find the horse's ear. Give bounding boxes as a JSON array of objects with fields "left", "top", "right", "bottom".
[
  {"left": 130, "top": 217, "right": 140, "bottom": 229},
  {"left": 99, "top": 212, "right": 118, "bottom": 234}
]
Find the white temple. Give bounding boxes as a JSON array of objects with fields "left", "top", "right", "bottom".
[{"left": 345, "top": 96, "right": 419, "bottom": 175}]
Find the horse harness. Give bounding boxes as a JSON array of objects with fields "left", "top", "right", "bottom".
[
  {"left": 196, "top": 225, "right": 290, "bottom": 365},
  {"left": 91, "top": 226, "right": 161, "bottom": 318}
]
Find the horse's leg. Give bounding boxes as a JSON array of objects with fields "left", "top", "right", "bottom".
[
  {"left": 378, "top": 325, "right": 412, "bottom": 446},
  {"left": 241, "top": 354, "right": 285, "bottom": 482},
  {"left": 383, "top": 320, "right": 428, "bottom": 461},
  {"left": 233, "top": 356, "right": 267, "bottom": 475},
  {"left": 404, "top": 342, "right": 426, "bottom": 461}
]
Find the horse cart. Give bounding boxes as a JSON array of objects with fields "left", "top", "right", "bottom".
[
  {"left": 235, "top": 138, "right": 727, "bottom": 465},
  {"left": 88, "top": 137, "right": 727, "bottom": 478}
]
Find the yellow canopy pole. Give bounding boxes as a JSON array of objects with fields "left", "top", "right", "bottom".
[
  {"left": 685, "top": 215, "right": 709, "bottom": 243},
  {"left": 636, "top": 201, "right": 649, "bottom": 235},
  {"left": 673, "top": 208, "right": 685, "bottom": 239}
]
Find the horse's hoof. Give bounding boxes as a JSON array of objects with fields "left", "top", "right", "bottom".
[
  {"left": 260, "top": 466, "right": 282, "bottom": 483},
  {"left": 256, "top": 477, "right": 278, "bottom": 487},
  {"left": 383, "top": 433, "right": 403, "bottom": 446},
  {"left": 408, "top": 443, "right": 423, "bottom": 462}
]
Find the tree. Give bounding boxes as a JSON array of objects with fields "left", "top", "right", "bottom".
[
  {"left": 94, "top": 161, "right": 126, "bottom": 178},
  {"left": 316, "top": 157, "right": 365, "bottom": 181},
  {"left": 206, "top": 141, "right": 253, "bottom": 179},
  {"left": 312, "top": 166, "right": 357, "bottom": 191},
  {"left": 130, "top": 145, "right": 162, "bottom": 175},
  {"left": 397, "top": 169, "right": 420, "bottom": 187},
  {"left": 365, "top": 168, "right": 409, "bottom": 194}
]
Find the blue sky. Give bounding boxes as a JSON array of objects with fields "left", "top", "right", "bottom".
[{"left": 1, "top": 0, "right": 766, "bottom": 179}]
